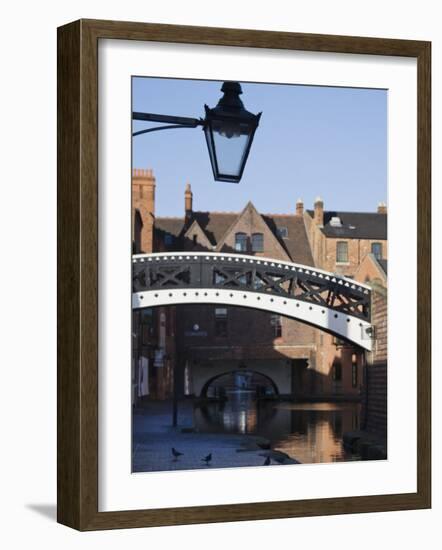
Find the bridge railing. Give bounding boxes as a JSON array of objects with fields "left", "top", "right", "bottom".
[{"left": 133, "top": 252, "right": 371, "bottom": 322}]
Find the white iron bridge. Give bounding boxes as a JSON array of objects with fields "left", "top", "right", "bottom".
[{"left": 132, "top": 252, "right": 374, "bottom": 350}]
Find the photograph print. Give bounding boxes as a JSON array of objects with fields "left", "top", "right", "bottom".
[{"left": 131, "top": 76, "right": 387, "bottom": 473}]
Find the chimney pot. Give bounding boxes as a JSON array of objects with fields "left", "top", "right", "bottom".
[
  {"left": 377, "top": 201, "right": 387, "bottom": 214},
  {"left": 296, "top": 198, "right": 304, "bottom": 216}
]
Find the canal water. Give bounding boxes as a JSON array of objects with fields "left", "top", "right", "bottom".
[{"left": 194, "top": 391, "right": 362, "bottom": 464}]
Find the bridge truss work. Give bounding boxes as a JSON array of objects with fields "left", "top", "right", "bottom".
[{"left": 132, "top": 252, "right": 374, "bottom": 350}]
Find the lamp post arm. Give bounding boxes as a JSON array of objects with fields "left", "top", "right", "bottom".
[
  {"left": 132, "top": 112, "right": 205, "bottom": 137},
  {"left": 133, "top": 124, "right": 201, "bottom": 136},
  {"left": 132, "top": 111, "right": 204, "bottom": 126}
]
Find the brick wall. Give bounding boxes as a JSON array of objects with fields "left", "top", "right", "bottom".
[
  {"left": 176, "top": 304, "right": 315, "bottom": 353},
  {"left": 371, "top": 286, "right": 388, "bottom": 364},
  {"left": 323, "top": 238, "right": 387, "bottom": 278},
  {"left": 363, "top": 363, "right": 387, "bottom": 437},
  {"left": 362, "top": 286, "right": 388, "bottom": 437}
]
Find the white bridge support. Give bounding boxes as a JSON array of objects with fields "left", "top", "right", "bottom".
[{"left": 132, "top": 252, "right": 374, "bottom": 351}]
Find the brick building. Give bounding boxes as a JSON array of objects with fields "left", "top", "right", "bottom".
[
  {"left": 132, "top": 169, "right": 175, "bottom": 401},
  {"left": 302, "top": 196, "right": 388, "bottom": 401},
  {"left": 159, "top": 196, "right": 319, "bottom": 398},
  {"left": 132, "top": 168, "right": 387, "bottom": 405}
]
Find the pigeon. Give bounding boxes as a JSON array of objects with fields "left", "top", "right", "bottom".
[
  {"left": 171, "top": 447, "right": 184, "bottom": 460},
  {"left": 257, "top": 441, "right": 271, "bottom": 450},
  {"left": 263, "top": 456, "right": 271, "bottom": 466},
  {"left": 201, "top": 453, "right": 212, "bottom": 465}
]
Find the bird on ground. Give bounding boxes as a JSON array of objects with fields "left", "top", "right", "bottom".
[
  {"left": 171, "top": 447, "right": 184, "bottom": 460},
  {"left": 201, "top": 453, "right": 212, "bottom": 465},
  {"left": 273, "top": 451, "right": 295, "bottom": 464},
  {"left": 263, "top": 456, "right": 271, "bottom": 466}
]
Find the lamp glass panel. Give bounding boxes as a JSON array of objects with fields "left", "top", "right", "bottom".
[{"left": 211, "top": 126, "right": 250, "bottom": 177}]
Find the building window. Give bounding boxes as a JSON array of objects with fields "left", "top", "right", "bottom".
[
  {"left": 351, "top": 355, "right": 358, "bottom": 387},
  {"left": 215, "top": 307, "right": 228, "bottom": 337},
  {"left": 251, "top": 233, "right": 264, "bottom": 252},
  {"left": 277, "top": 227, "right": 288, "bottom": 239},
  {"left": 270, "top": 314, "right": 282, "bottom": 338},
  {"left": 235, "top": 232, "right": 247, "bottom": 252},
  {"left": 332, "top": 361, "right": 342, "bottom": 382},
  {"left": 164, "top": 233, "right": 173, "bottom": 246},
  {"left": 192, "top": 234, "right": 198, "bottom": 245},
  {"left": 371, "top": 242, "right": 382, "bottom": 260},
  {"left": 336, "top": 241, "right": 348, "bottom": 263}
]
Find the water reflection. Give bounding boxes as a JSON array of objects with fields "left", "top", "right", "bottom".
[{"left": 195, "top": 395, "right": 361, "bottom": 464}]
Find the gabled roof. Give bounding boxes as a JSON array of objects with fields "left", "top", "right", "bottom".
[
  {"left": 190, "top": 211, "right": 238, "bottom": 246},
  {"left": 154, "top": 204, "right": 314, "bottom": 265},
  {"left": 215, "top": 201, "right": 290, "bottom": 261},
  {"left": 307, "top": 210, "right": 387, "bottom": 240},
  {"left": 183, "top": 218, "right": 213, "bottom": 249},
  {"left": 354, "top": 252, "right": 387, "bottom": 287}
]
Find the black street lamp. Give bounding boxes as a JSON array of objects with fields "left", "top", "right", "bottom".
[{"left": 132, "top": 81, "right": 261, "bottom": 184}]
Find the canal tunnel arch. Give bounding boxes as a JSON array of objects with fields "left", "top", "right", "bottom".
[{"left": 200, "top": 369, "right": 280, "bottom": 398}]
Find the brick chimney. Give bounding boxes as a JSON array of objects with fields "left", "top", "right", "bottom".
[
  {"left": 296, "top": 198, "right": 304, "bottom": 216},
  {"left": 185, "top": 182, "right": 193, "bottom": 222},
  {"left": 132, "top": 168, "right": 156, "bottom": 253},
  {"left": 314, "top": 196, "right": 324, "bottom": 227},
  {"left": 184, "top": 183, "right": 193, "bottom": 217},
  {"left": 377, "top": 201, "right": 387, "bottom": 214}
]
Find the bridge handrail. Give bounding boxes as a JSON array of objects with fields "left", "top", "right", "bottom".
[{"left": 132, "top": 251, "right": 372, "bottom": 292}]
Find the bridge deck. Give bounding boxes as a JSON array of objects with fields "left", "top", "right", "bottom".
[{"left": 132, "top": 252, "right": 373, "bottom": 350}]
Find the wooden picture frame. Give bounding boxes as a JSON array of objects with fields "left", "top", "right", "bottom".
[{"left": 57, "top": 19, "right": 431, "bottom": 530}]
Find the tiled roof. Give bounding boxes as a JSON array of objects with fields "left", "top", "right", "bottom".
[
  {"left": 307, "top": 210, "right": 387, "bottom": 240},
  {"left": 377, "top": 258, "right": 388, "bottom": 275},
  {"left": 155, "top": 208, "right": 314, "bottom": 265},
  {"left": 262, "top": 214, "right": 314, "bottom": 266},
  {"left": 154, "top": 217, "right": 186, "bottom": 238},
  {"left": 192, "top": 211, "right": 238, "bottom": 246}
]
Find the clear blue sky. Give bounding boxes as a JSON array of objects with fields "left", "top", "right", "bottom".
[{"left": 132, "top": 77, "right": 387, "bottom": 218}]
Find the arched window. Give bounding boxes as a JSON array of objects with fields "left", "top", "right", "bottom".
[
  {"left": 235, "top": 232, "right": 247, "bottom": 252},
  {"left": 251, "top": 232, "right": 264, "bottom": 252}
]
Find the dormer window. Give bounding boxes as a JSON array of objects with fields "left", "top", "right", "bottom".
[
  {"left": 329, "top": 216, "right": 342, "bottom": 227},
  {"left": 235, "top": 232, "right": 247, "bottom": 252},
  {"left": 251, "top": 233, "right": 264, "bottom": 252}
]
